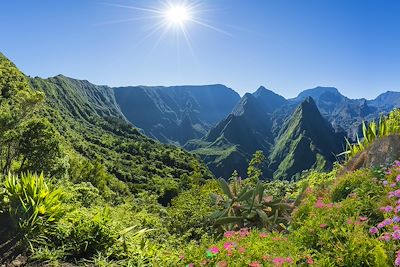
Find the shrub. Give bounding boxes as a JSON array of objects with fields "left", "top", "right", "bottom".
[{"left": 0, "top": 172, "right": 65, "bottom": 243}]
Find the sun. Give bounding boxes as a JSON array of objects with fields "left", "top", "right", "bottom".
[{"left": 164, "top": 4, "right": 192, "bottom": 26}]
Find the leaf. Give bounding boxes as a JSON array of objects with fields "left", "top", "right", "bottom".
[
  {"left": 218, "top": 178, "right": 233, "bottom": 199},
  {"left": 215, "top": 216, "right": 244, "bottom": 225}
]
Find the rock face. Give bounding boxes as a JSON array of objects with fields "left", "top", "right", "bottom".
[{"left": 344, "top": 135, "right": 400, "bottom": 173}]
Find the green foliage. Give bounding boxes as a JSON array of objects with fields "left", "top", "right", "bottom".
[
  {"left": 18, "top": 118, "right": 62, "bottom": 175},
  {"left": 167, "top": 180, "right": 220, "bottom": 240},
  {"left": 341, "top": 110, "right": 400, "bottom": 160},
  {"left": 246, "top": 150, "right": 266, "bottom": 185},
  {"left": 211, "top": 177, "right": 294, "bottom": 231},
  {"left": 0, "top": 173, "right": 65, "bottom": 244}
]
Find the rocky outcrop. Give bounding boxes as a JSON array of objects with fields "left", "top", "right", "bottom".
[{"left": 343, "top": 135, "right": 400, "bottom": 173}]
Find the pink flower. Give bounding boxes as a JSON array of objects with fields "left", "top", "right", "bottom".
[
  {"left": 218, "top": 261, "right": 228, "bottom": 267},
  {"left": 378, "top": 233, "right": 391, "bottom": 241},
  {"left": 315, "top": 198, "right": 325, "bottom": 208},
  {"left": 383, "top": 218, "right": 393, "bottom": 226},
  {"left": 395, "top": 205, "right": 400, "bottom": 213},
  {"left": 394, "top": 225, "right": 400, "bottom": 231},
  {"left": 359, "top": 216, "right": 368, "bottom": 221},
  {"left": 369, "top": 227, "right": 378, "bottom": 234},
  {"left": 238, "top": 247, "right": 246, "bottom": 254},
  {"left": 392, "top": 183, "right": 398, "bottom": 188},
  {"left": 285, "top": 257, "right": 293, "bottom": 263},
  {"left": 272, "top": 257, "right": 285, "bottom": 266},
  {"left": 306, "top": 256, "right": 314, "bottom": 265},
  {"left": 249, "top": 262, "right": 262, "bottom": 267},
  {"left": 239, "top": 228, "right": 250, "bottom": 237},
  {"left": 224, "top": 231, "right": 235, "bottom": 238},
  {"left": 396, "top": 255, "right": 400, "bottom": 266},
  {"left": 209, "top": 246, "right": 220, "bottom": 254},
  {"left": 380, "top": 206, "right": 394, "bottom": 213},
  {"left": 319, "top": 223, "right": 328, "bottom": 228},
  {"left": 259, "top": 233, "right": 269, "bottom": 238},
  {"left": 223, "top": 242, "right": 235, "bottom": 251},
  {"left": 393, "top": 230, "right": 400, "bottom": 240},
  {"left": 396, "top": 175, "right": 400, "bottom": 182},
  {"left": 187, "top": 264, "right": 194, "bottom": 267}
]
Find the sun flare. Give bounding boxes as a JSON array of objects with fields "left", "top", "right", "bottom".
[{"left": 164, "top": 5, "right": 192, "bottom": 26}]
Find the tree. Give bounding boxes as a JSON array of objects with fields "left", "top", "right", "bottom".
[
  {"left": 18, "top": 119, "right": 62, "bottom": 175},
  {"left": 0, "top": 54, "right": 44, "bottom": 174},
  {"left": 246, "top": 150, "right": 266, "bottom": 185}
]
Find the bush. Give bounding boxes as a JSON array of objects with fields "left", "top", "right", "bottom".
[{"left": 0, "top": 172, "right": 65, "bottom": 243}]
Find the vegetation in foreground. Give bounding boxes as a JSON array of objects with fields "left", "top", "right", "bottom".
[{"left": 3, "top": 51, "right": 400, "bottom": 266}]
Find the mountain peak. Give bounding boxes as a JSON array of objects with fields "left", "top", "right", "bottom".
[
  {"left": 252, "top": 86, "right": 287, "bottom": 113},
  {"left": 296, "top": 86, "right": 342, "bottom": 100}
]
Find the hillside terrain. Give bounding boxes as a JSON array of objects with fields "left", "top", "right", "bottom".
[{"left": 113, "top": 85, "right": 240, "bottom": 145}]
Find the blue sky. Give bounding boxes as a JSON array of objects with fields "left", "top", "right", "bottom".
[{"left": 1, "top": 0, "right": 400, "bottom": 99}]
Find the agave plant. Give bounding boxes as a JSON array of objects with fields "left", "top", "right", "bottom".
[
  {"left": 210, "top": 177, "right": 298, "bottom": 231},
  {"left": 1, "top": 172, "right": 65, "bottom": 243}
]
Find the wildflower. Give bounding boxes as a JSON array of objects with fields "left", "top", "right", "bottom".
[
  {"left": 224, "top": 231, "right": 235, "bottom": 238},
  {"left": 319, "top": 223, "right": 328, "bottom": 228},
  {"left": 377, "top": 222, "right": 385, "bottom": 229},
  {"left": 315, "top": 198, "right": 325, "bottom": 208},
  {"left": 392, "top": 183, "right": 397, "bottom": 188},
  {"left": 369, "top": 227, "right": 378, "bottom": 234},
  {"left": 306, "top": 256, "right": 314, "bottom": 265},
  {"left": 223, "top": 242, "right": 235, "bottom": 251},
  {"left": 272, "top": 257, "right": 285, "bottom": 266},
  {"left": 397, "top": 175, "right": 400, "bottom": 182},
  {"left": 378, "top": 233, "right": 391, "bottom": 241},
  {"left": 239, "top": 228, "right": 250, "bottom": 237},
  {"left": 285, "top": 257, "right": 293, "bottom": 264},
  {"left": 383, "top": 180, "right": 389, "bottom": 186},
  {"left": 394, "top": 225, "right": 400, "bottom": 231},
  {"left": 238, "top": 247, "right": 246, "bottom": 254},
  {"left": 259, "top": 233, "right": 269, "bottom": 238},
  {"left": 395, "top": 190, "right": 400, "bottom": 198},
  {"left": 394, "top": 216, "right": 400, "bottom": 223},
  {"left": 392, "top": 230, "right": 400, "bottom": 240},
  {"left": 395, "top": 205, "right": 400, "bottom": 213},
  {"left": 396, "top": 255, "right": 400, "bottom": 266},
  {"left": 359, "top": 216, "right": 368, "bottom": 221},
  {"left": 209, "top": 246, "right": 220, "bottom": 254},
  {"left": 217, "top": 261, "right": 228, "bottom": 267},
  {"left": 383, "top": 218, "right": 393, "bottom": 226},
  {"left": 249, "top": 261, "right": 262, "bottom": 267},
  {"left": 186, "top": 264, "right": 194, "bottom": 267},
  {"left": 381, "top": 206, "right": 394, "bottom": 213}
]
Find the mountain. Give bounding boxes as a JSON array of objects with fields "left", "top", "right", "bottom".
[
  {"left": 27, "top": 73, "right": 213, "bottom": 202},
  {"left": 269, "top": 97, "right": 344, "bottom": 179},
  {"left": 113, "top": 85, "right": 240, "bottom": 145},
  {"left": 368, "top": 91, "right": 400, "bottom": 109},
  {"left": 186, "top": 86, "right": 343, "bottom": 180}
]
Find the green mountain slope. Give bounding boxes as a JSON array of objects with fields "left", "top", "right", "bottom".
[
  {"left": 113, "top": 85, "right": 240, "bottom": 145},
  {"left": 188, "top": 94, "right": 344, "bottom": 180},
  {"left": 27, "top": 74, "right": 213, "bottom": 202},
  {"left": 269, "top": 97, "right": 344, "bottom": 179}
]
